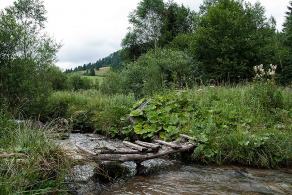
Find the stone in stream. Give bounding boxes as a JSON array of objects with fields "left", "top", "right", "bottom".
[
  {"left": 138, "top": 158, "right": 181, "bottom": 175},
  {"left": 66, "top": 163, "right": 101, "bottom": 195},
  {"left": 96, "top": 161, "right": 137, "bottom": 183}
]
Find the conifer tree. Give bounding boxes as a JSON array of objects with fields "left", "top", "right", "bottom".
[{"left": 281, "top": 1, "right": 292, "bottom": 84}]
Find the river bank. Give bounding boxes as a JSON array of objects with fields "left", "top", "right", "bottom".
[{"left": 57, "top": 133, "right": 292, "bottom": 194}]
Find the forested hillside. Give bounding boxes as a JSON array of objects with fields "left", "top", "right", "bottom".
[{"left": 65, "top": 50, "right": 122, "bottom": 73}]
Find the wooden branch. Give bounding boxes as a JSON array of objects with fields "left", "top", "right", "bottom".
[
  {"left": 76, "top": 143, "right": 97, "bottom": 155},
  {"left": 154, "top": 140, "right": 181, "bottom": 149},
  {"left": 0, "top": 152, "right": 27, "bottom": 158},
  {"left": 180, "top": 134, "right": 194, "bottom": 141},
  {"left": 96, "top": 143, "right": 195, "bottom": 162},
  {"left": 97, "top": 149, "right": 140, "bottom": 154},
  {"left": 123, "top": 141, "right": 147, "bottom": 152},
  {"left": 135, "top": 140, "right": 160, "bottom": 150}
]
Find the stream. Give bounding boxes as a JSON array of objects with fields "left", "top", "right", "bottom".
[
  {"left": 56, "top": 134, "right": 291, "bottom": 194},
  {"left": 103, "top": 165, "right": 292, "bottom": 195}
]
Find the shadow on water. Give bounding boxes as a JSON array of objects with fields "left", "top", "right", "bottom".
[{"left": 102, "top": 165, "right": 292, "bottom": 195}]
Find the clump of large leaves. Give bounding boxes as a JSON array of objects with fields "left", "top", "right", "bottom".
[{"left": 129, "top": 91, "right": 197, "bottom": 140}]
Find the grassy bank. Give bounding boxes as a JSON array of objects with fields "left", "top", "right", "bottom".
[
  {"left": 128, "top": 83, "right": 292, "bottom": 168},
  {"left": 0, "top": 111, "right": 70, "bottom": 194},
  {"left": 44, "top": 90, "right": 135, "bottom": 136},
  {"left": 42, "top": 83, "right": 291, "bottom": 168}
]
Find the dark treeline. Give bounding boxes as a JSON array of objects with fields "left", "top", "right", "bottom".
[{"left": 100, "top": 0, "right": 292, "bottom": 98}]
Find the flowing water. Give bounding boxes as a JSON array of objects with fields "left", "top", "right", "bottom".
[{"left": 103, "top": 165, "right": 292, "bottom": 195}]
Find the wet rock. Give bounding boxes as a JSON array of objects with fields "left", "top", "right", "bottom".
[
  {"left": 70, "top": 164, "right": 96, "bottom": 182},
  {"left": 121, "top": 161, "right": 137, "bottom": 177},
  {"left": 97, "top": 161, "right": 137, "bottom": 183},
  {"left": 138, "top": 158, "right": 180, "bottom": 175},
  {"left": 66, "top": 163, "right": 101, "bottom": 195}
]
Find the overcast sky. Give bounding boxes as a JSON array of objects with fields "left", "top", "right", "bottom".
[{"left": 0, "top": 0, "right": 290, "bottom": 69}]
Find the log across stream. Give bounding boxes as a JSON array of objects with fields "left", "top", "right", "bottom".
[{"left": 75, "top": 134, "right": 197, "bottom": 162}]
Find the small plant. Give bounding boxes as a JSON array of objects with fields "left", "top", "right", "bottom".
[{"left": 254, "top": 64, "right": 277, "bottom": 82}]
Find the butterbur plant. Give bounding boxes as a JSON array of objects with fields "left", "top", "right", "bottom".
[{"left": 254, "top": 64, "right": 277, "bottom": 82}]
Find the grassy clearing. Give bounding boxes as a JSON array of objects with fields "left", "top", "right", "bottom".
[
  {"left": 0, "top": 112, "right": 71, "bottom": 194},
  {"left": 67, "top": 67, "right": 110, "bottom": 84},
  {"left": 129, "top": 83, "right": 292, "bottom": 168}
]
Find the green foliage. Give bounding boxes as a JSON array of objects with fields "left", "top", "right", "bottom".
[
  {"left": 191, "top": 0, "right": 277, "bottom": 82},
  {"left": 0, "top": 0, "right": 60, "bottom": 117},
  {"left": 280, "top": 1, "right": 292, "bottom": 85},
  {"left": 101, "top": 49, "right": 194, "bottom": 97},
  {"left": 68, "top": 75, "right": 92, "bottom": 91},
  {"left": 46, "top": 65, "right": 69, "bottom": 90},
  {"left": 122, "top": 0, "right": 195, "bottom": 61},
  {"left": 44, "top": 90, "right": 135, "bottom": 136},
  {"left": 100, "top": 71, "right": 125, "bottom": 95},
  {"left": 128, "top": 83, "right": 292, "bottom": 167},
  {"left": 130, "top": 92, "right": 194, "bottom": 140}
]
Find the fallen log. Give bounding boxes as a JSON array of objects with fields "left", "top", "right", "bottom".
[
  {"left": 96, "top": 143, "right": 195, "bottom": 162},
  {"left": 76, "top": 143, "right": 97, "bottom": 155},
  {"left": 98, "top": 148, "right": 140, "bottom": 154},
  {"left": 123, "top": 141, "right": 147, "bottom": 152},
  {"left": 154, "top": 140, "right": 181, "bottom": 149},
  {"left": 135, "top": 140, "right": 160, "bottom": 150}
]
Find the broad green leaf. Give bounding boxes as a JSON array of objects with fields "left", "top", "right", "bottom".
[{"left": 130, "top": 109, "right": 143, "bottom": 117}]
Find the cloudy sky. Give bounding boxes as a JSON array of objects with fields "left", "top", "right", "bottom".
[{"left": 0, "top": 0, "right": 290, "bottom": 69}]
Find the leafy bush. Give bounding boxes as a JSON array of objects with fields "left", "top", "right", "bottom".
[
  {"left": 127, "top": 83, "right": 292, "bottom": 167},
  {"left": 101, "top": 48, "right": 195, "bottom": 97},
  {"left": 68, "top": 75, "right": 92, "bottom": 91}
]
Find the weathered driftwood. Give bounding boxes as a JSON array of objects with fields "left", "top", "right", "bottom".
[
  {"left": 98, "top": 149, "right": 140, "bottom": 154},
  {"left": 154, "top": 140, "right": 181, "bottom": 149},
  {"left": 135, "top": 140, "right": 160, "bottom": 150},
  {"left": 76, "top": 143, "right": 97, "bottom": 155},
  {"left": 123, "top": 141, "right": 147, "bottom": 152},
  {"left": 0, "top": 152, "right": 27, "bottom": 158},
  {"left": 180, "top": 134, "right": 194, "bottom": 141},
  {"left": 96, "top": 143, "right": 195, "bottom": 162}
]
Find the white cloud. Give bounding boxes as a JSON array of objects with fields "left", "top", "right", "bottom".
[{"left": 0, "top": 0, "right": 290, "bottom": 69}]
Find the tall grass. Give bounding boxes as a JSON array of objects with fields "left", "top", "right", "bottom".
[
  {"left": 0, "top": 112, "right": 71, "bottom": 194},
  {"left": 189, "top": 83, "right": 292, "bottom": 167},
  {"left": 44, "top": 90, "right": 135, "bottom": 137}
]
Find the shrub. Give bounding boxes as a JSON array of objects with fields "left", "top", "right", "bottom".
[
  {"left": 100, "top": 71, "right": 125, "bottom": 95},
  {"left": 101, "top": 48, "right": 195, "bottom": 97}
]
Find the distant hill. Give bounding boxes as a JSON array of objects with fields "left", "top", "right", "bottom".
[{"left": 65, "top": 50, "right": 122, "bottom": 73}]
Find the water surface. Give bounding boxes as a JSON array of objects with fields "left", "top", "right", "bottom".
[{"left": 103, "top": 165, "right": 292, "bottom": 195}]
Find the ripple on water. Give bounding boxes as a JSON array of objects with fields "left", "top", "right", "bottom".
[{"left": 103, "top": 165, "right": 292, "bottom": 195}]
